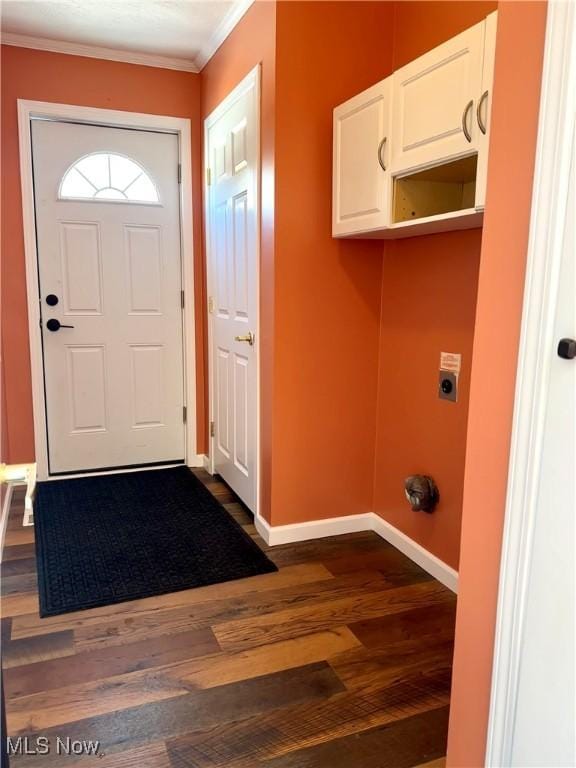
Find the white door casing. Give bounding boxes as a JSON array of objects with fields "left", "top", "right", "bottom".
[
  {"left": 486, "top": 2, "right": 576, "bottom": 765},
  {"left": 507, "top": 127, "right": 575, "bottom": 767},
  {"left": 332, "top": 78, "right": 392, "bottom": 236},
  {"left": 205, "top": 67, "right": 259, "bottom": 513},
  {"left": 31, "top": 119, "right": 185, "bottom": 474},
  {"left": 391, "top": 20, "right": 485, "bottom": 173}
]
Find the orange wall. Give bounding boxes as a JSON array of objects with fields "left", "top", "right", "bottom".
[
  {"left": 372, "top": 1, "right": 497, "bottom": 570},
  {"left": 0, "top": 45, "right": 205, "bottom": 463},
  {"left": 392, "top": 0, "right": 498, "bottom": 69},
  {"left": 201, "top": 1, "right": 277, "bottom": 520},
  {"left": 374, "top": 231, "right": 481, "bottom": 568},
  {"left": 447, "top": 2, "right": 547, "bottom": 764},
  {"left": 201, "top": 1, "right": 394, "bottom": 524},
  {"left": 270, "top": 1, "right": 395, "bottom": 524}
]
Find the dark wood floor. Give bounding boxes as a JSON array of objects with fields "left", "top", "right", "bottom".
[{"left": 1, "top": 471, "right": 455, "bottom": 767}]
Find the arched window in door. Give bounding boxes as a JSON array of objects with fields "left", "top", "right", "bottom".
[{"left": 59, "top": 152, "right": 160, "bottom": 203}]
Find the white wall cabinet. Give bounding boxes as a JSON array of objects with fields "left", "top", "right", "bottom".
[
  {"left": 475, "top": 11, "right": 498, "bottom": 210},
  {"left": 332, "top": 79, "right": 391, "bottom": 236},
  {"left": 390, "top": 22, "right": 485, "bottom": 173},
  {"left": 332, "top": 11, "right": 497, "bottom": 239}
]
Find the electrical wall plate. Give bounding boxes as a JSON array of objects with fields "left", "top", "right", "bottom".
[{"left": 439, "top": 370, "right": 458, "bottom": 402}]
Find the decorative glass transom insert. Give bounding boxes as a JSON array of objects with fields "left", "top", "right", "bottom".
[{"left": 59, "top": 153, "right": 160, "bottom": 203}]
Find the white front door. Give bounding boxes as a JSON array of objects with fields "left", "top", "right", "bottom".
[
  {"left": 32, "top": 120, "right": 185, "bottom": 474},
  {"left": 206, "top": 70, "right": 259, "bottom": 511}
]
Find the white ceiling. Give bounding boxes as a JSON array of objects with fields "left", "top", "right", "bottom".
[{"left": 0, "top": 0, "right": 254, "bottom": 71}]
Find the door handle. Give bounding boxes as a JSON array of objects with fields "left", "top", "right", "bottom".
[
  {"left": 234, "top": 331, "right": 254, "bottom": 346},
  {"left": 477, "top": 90, "right": 489, "bottom": 134},
  {"left": 45, "top": 318, "right": 75, "bottom": 332},
  {"left": 462, "top": 100, "right": 474, "bottom": 142},
  {"left": 377, "top": 137, "right": 387, "bottom": 171}
]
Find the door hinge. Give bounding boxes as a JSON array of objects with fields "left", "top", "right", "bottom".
[
  {"left": 177, "top": 163, "right": 182, "bottom": 184},
  {"left": 181, "top": 289, "right": 185, "bottom": 309},
  {"left": 208, "top": 296, "right": 215, "bottom": 314},
  {"left": 206, "top": 167, "right": 212, "bottom": 186},
  {"left": 210, "top": 420, "right": 215, "bottom": 437},
  {"left": 183, "top": 405, "right": 187, "bottom": 423}
]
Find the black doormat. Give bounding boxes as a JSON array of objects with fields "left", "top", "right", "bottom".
[{"left": 34, "top": 467, "right": 277, "bottom": 617}]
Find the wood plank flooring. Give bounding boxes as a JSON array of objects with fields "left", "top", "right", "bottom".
[{"left": 1, "top": 472, "right": 456, "bottom": 767}]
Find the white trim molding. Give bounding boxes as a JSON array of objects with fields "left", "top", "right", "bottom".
[
  {"left": 17, "top": 100, "right": 201, "bottom": 480},
  {"left": 2, "top": 1, "right": 255, "bottom": 73},
  {"left": 255, "top": 513, "right": 374, "bottom": 547},
  {"left": 255, "top": 512, "right": 458, "bottom": 593},
  {"left": 371, "top": 515, "right": 459, "bottom": 593},
  {"left": 196, "top": 0, "right": 254, "bottom": 70},
  {"left": 2, "top": 33, "right": 199, "bottom": 72},
  {"left": 202, "top": 455, "right": 213, "bottom": 473},
  {"left": 486, "top": 2, "right": 576, "bottom": 765}
]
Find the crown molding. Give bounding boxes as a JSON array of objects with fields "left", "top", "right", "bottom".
[
  {"left": 195, "top": 0, "right": 255, "bottom": 70},
  {"left": 1, "top": 33, "right": 199, "bottom": 73},
  {"left": 1, "top": 0, "right": 256, "bottom": 74}
]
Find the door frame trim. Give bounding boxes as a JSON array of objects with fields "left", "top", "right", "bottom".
[
  {"left": 204, "top": 65, "right": 261, "bottom": 519},
  {"left": 485, "top": 2, "right": 575, "bottom": 763},
  {"left": 17, "top": 99, "right": 201, "bottom": 480}
]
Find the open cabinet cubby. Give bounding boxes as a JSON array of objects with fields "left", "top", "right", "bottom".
[{"left": 393, "top": 155, "right": 478, "bottom": 224}]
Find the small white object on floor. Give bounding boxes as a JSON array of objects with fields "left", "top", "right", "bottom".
[{"left": 0, "top": 462, "right": 37, "bottom": 526}]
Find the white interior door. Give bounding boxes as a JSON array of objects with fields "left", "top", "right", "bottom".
[
  {"left": 487, "top": 3, "right": 576, "bottom": 760},
  {"left": 504, "top": 129, "right": 575, "bottom": 768},
  {"left": 32, "top": 120, "right": 185, "bottom": 474},
  {"left": 206, "top": 71, "right": 259, "bottom": 511}
]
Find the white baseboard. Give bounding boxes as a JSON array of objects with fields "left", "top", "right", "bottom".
[
  {"left": 202, "top": 454, "right": 213, "bottom": 473},
  {"left": 255, "top": 512, "right": 374, "bottom": 546},
  {"left": 371, "top": 515, "right": 458, "bottom": 593},
  {"left": 186, "top": 454, "right": 205, "bottom": 468},
  {"left": 254, "top": 514, "right": 269, "bottom": 542},
  {"left": 255, "top": 511, "right": 458, "bottom": 593}
]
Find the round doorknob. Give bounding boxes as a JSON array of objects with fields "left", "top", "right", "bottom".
[{"left": 557, "top": 338, "right": 576, "bottom": 360}]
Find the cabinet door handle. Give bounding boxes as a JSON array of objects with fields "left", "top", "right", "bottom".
[
  {"left": 377, "top": 137, "right": 387, "bottom": 171},
  {"left": 462, "top": 100, "right": 474, "bottom": 142},
  {"left": 477, "top": 90, "right": 489, "bottom": 135}
]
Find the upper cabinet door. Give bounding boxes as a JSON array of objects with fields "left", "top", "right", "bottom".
[
  {"left": 475, "top": 11, "right": 498, "bottom": 210},
  {"left": 391, "top": 21, "right": 485, "bottom": 173},
  {"left": 333, "top": 78, "right": 391, "bottom": 237}
]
